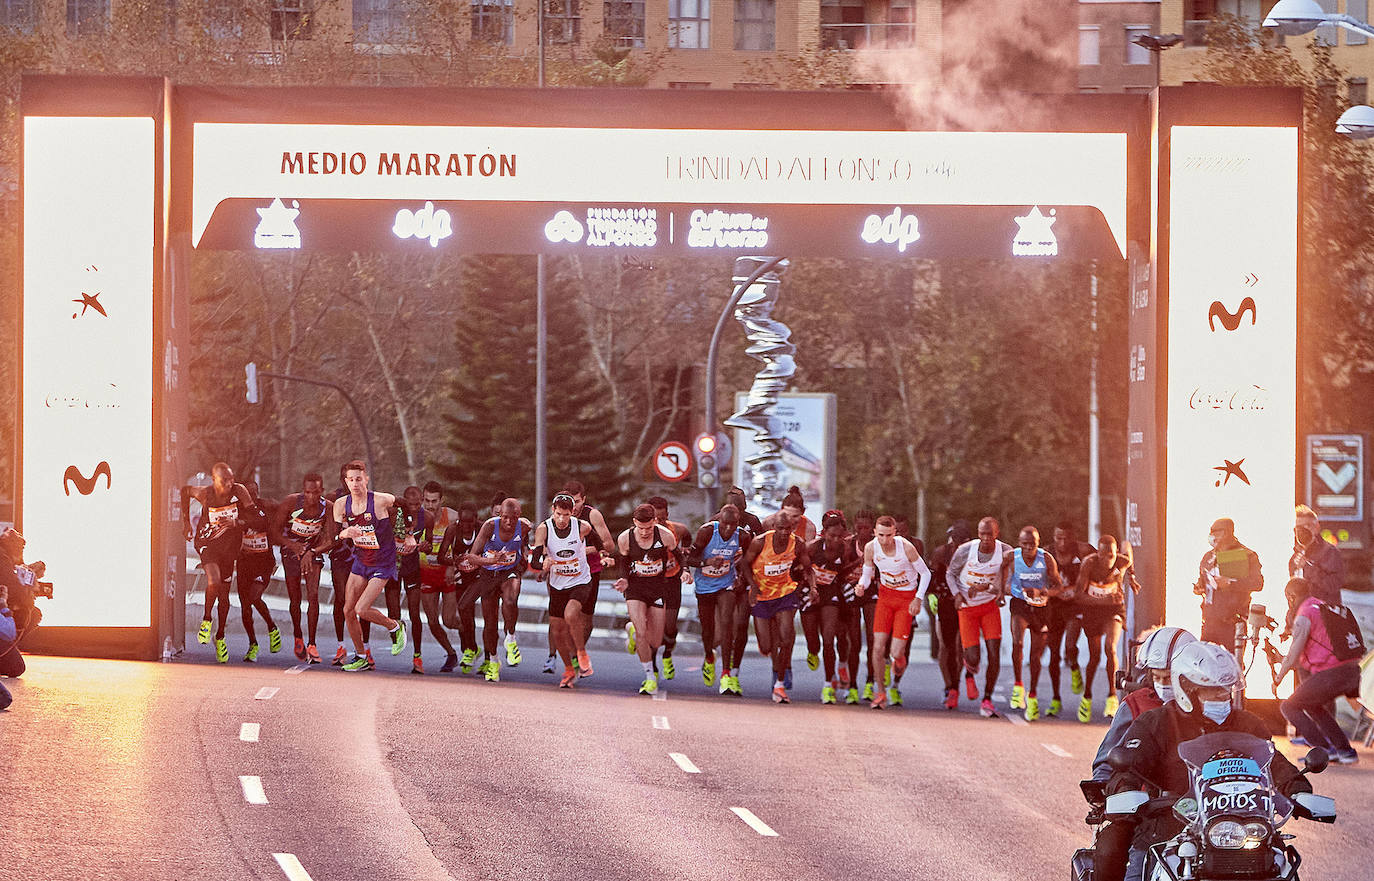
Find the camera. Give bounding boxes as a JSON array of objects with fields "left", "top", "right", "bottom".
[
  {"left": 15, "top": 564, "right": 53, "bottom": 599},
  {"left": 34, "top": 581, "right": 54, "bottom": 599}
]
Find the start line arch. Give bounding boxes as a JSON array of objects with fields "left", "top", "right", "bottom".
[{"left": 17, "top": 78, "right": 1301, "bottom": 691}]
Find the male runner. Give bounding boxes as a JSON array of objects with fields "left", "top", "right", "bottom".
[
  {"left": 740, "top": 500, "right": 815, "bottom": 704},
  {"left": 685, "top": 503, "right": 753, "bottom": 694},
  {"left": 385, "top": 486, "right": 427, "bottom": 673},
  {"left": 856, "top": 514, "right": 929, "bottom": 709},
  {"left": 324, "top": 466, "right": 360, "bottom": 666},
  {"left": 808, "top": 511, "right": 862, "bottom": 704},
  {"left": 556, "top": 480, "right": 616, "bottom": 667},
  {"left": 647, "top": 496, "right": 694, "bottom": 681},
  {"left": 761, "top": 487, "right": 819, "bottom": 686},
  {"left": 273, "top": 473, "right": 330, "bottom": 663},
  {"left": 721, "top": 486, "right": 764, "bottom": 688},
  {"left": 1075, "top": 535, "right": 1136, "bottom": 722},
  {"left": 850, "top": 510, "right": 883, "bottom": 701},
  {"left": 437, "top": 502, "right": 483, "bottom": 672},
  {"left": 928, "top": 520, "right": 972, "bottom": 709},
  {"left": 1047, "top": 521, "right": 1093, "bottom": 715},
  {"left": 613, "top": 504, "right": 679, "bottom": 695},
  {"left": 235, "top": 480, "right": 282, "bottom": 662},
  {"left": 530, "top": 493, "right": 597, "bottom": 687},
  {"left": 182, "top": 464, "right": 256, "bottom": 664},
  {"left": 1000, "top": 526, "right": 1062, "bottom": 721},
  {"left": 947, "top": 516, "right": 1011, "bottom": 717},
  {"left": 459, "top": 498, "right": 532, "bottom": 681},
  {"left": 332, "top": 461, "right": 410, "bottom": 671},
  {"left": 416, "top": 481, "right": 460, "bottom": 673}
]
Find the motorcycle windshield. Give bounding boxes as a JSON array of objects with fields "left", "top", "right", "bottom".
[{"left": 1177, "top": 732, "right": 1284, "bottom": 822}]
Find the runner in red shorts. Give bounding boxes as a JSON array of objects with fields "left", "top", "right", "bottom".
[
  {"left": 947, "top": 516, "right": 1011, "bottom": 717},
  {"left": 855, "top": 515, "right": 930, "bottom": 709},
  {"left": 417, "top": 481, "right": 460, "bottom": 673}
]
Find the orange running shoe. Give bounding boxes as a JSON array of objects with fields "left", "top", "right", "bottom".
[
  {"left": 293, "top": 637, "right": 307, "bottom": 661},
  {"left": 411, "top": 655, "right": 425, "bottom": 675},
  {"left": 871, "top": 688, "right": 887, "bottom": 710},
  {"left": 306, "top": 644, "right": 322, "bottom": 665},
  {"left": 559, "top": 667, "right": 577, "bottom": 688},
  {"left": 576, "top": 650, "right": 594, "bottom": 678},
  {"left": 365, "top": 648, "right": 375, "bottom": 670},
  {"left": 332, "top": 645, "right": 348, "bottom": 666}
]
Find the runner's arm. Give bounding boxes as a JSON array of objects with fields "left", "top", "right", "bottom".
[
  {"left": 1076, "top": 553, "right": 1095, "bottom": 594},
  {"left": 739, "top": 537, "right": 764, "bottom": 593},
  {"left": 271, "top": 495, "right": 295, "bottom": 547},
  {"left": 855, "top": 541, "right": 876, "bottom": 597},
  {"left": 1044, "top": 553, "right": 1063, "bottom": 596},
  {"left": 612, "top": 531, "right": 632, "bottom": 593},
  {"left": 180, "top": 485, "right": 205, "bottom": 539},
  {"left": 945, "top": 543, "right": 971, "bottom": 604},
  {"left": 436, "top": 523, "right": 460, "bottom": 566},
  {"left": 462, "top": 520, "right": 495, "bottom": 566},
  {"left": 684, "top": 525, "right": 714, "bottom": 568},
  {"left": 589, "top": 508, "right": 615, "bottom": 555}
]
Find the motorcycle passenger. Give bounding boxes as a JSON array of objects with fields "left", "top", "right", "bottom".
[
  {"left": 1088, "top": 626, "right": 1197, "bottom": 881},
  {"left": 1108, "top": 641, "right": 1310, "bottom": 881}
]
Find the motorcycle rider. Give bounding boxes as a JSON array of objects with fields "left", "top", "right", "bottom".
[
  {"left": 1088, "top": 626, "right": 1197, "bottom": 881},
  {"left": 1107, "top": 641, "right": 1310, "bottom": 881}
]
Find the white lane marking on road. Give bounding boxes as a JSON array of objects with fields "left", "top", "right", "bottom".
[
  {"left": 1042, "top": 743, "right": 1073, "bottom": 758},
  {"left": 1006, "top": 712, "right": 1028, "bottom": 727},
  {"left": 652, "top": 689, "right": 667, "bottom": 702},
  {"left": 239, "top": 775, "right": 269, "bottom": 804},
  {"left": 730, "top": 807, "right": 779, "bottom": 837},
  {"left": 255, "top": 687, "right": 279, "bottom": 700},
  {"left": 273, "top": 853, "right": 316, "bottom": 881},
  {"left": 285, "top": 665, "right": 307, "bottom": 675},
  {"left": 652, "top": 715, "right": 671, "bottom": 730},
  {"left": 669, "top": 752, "right": 701, "bottom": 774},
  {"left": 239, "top": 723, "right": 261, "bottom": 743}
]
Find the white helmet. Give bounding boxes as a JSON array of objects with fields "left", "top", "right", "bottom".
[
  {"left": 1136, "top": 626, "right": 1198, "bottom": 672},
  {"left": 1171, "top": 641, "right": 1240, "bottom": 713}
]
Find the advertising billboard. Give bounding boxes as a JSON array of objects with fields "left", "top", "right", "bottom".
[{"left": 732, "top": 393, "right": 836, "bottom": 519}]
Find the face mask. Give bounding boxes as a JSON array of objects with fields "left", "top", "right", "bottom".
[
  {"left": 1201, "top": 699, "right": 1232, "bottom": 724},
  {"left": 1154, "top": 683, "right": 1174, "bottom": 703}
]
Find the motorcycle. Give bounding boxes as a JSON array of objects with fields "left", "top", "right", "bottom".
[{"left": 1072, "top": 733, "right": 1335, "bottom": 881}]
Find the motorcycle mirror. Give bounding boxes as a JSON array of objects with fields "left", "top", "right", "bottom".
[
  {"left": 1107, "top": 746, "right": 1135, "bottom": 772},
  {"left": 1303, "top": 747, "right": 1329, "bottom": 775}
]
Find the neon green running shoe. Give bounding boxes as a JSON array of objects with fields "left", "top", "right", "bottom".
[
  {"left": 1025, "top": 696, "right": 1040, "bottom": 722},
  {"left": 342, "top": 653, "right": 370, "bottom": 671},
  {"left": 639, "top": 676, "right": 659, "bottom": 695},
  {"left": 243, "top": 644, "right": 259, "bottom": 663},
  {"left": 1010, "top": 684, "right": 1026, "bottom": 710},
  {"left": 459, "top": 648, "right": 477, "bottom": 674},
  {"left": 1048, "top": 697, "right": 1062, "bottom": 717},
  {"left": 268, "top": 627, "right": 282, "bottom": 654},
  {"left": 727, "top": 675, "right": 743, "bottom": 696},
  {"left": 196, "top": 619, "right": 212, "bottom": 645},
  {"left": 888, "top": 687, "right": 902, "bottom": 707},
  {"left": 845, "top": 687, "right": 860, "bottom": 705},
  {"left": 1077, "top": 696, "right": 1093, "bottom": 724},
  {"left": 807, "top": 652, "right": 820, "bottom": 671},
  {"left": 624, "top": 622, "right": 636, "bottom": 654},
  {"left": 821, "top": 685, "right": 837, "bottom": 704},
  {"left": 390, "top": 621, "right": 407, "bottom": 656},
  {"left": 702, "top": 661, "right": 716, "bottom": 687},
  {"left": 483, "top": 659, "right": 501, "bottom": 682},
  {"left": 215, "top": 637, "right": 228, "bottom": 664},
  {"left": 1104, "top": 695, "right": 1119, "bottom": 718},
  {"left": 1071, "top": 667, "right": 1084, "bottom": 695},
  {"left": 863, "top": 682, "right": 875, "bottom": 701},
  {"left": 662, "top": 657, "right": 675, "bottom": 680},
  {"left": 505, "top": 636, "right": 520, "bottom": 666}
]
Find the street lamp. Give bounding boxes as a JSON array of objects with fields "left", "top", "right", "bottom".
[
  {"left": 1336, "top": 103, "right": 1374, "bottom": 139},
  {"left": 1263, "top": 0, "right": 1374, "bottom": 38}
]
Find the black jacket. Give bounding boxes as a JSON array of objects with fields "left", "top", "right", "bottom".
[{"left": 1108, "top": 702, "right": 1311, "bottom": 847}]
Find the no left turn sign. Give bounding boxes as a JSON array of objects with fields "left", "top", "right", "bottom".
[{"left": 653, "top": 441, "right": 692, "bottom": 482}]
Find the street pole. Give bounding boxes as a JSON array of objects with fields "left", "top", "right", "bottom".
[
  {"left": 1088, "top": 266, "right": 1101, "bottom": 544},
  {"left": 534, "top": 1, "right": 548, "bottom": 521},
  {"left": 257, "top": 370, "right": 376, "bottom": 477}
]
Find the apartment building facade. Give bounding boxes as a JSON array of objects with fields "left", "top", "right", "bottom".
[{"left": 1078, "top": 0, "right": 1162, "bottom": 92}]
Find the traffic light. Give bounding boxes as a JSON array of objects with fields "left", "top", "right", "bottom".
[
  {"left": 695, "top": 433, "right": 719, "bottom": 488},
  {"left": 245, "top": 362, "right": 260, "bottom": 404}
]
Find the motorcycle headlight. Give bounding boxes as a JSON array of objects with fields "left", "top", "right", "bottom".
[
  {"left": 1243, "top": 821, "right": 1271, "bottom": 849},
  {"left": 1207, "top": 820, "right": 1247, "bottom": 849}
]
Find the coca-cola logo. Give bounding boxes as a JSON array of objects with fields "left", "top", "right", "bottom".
[{"left": 1188, "top": 385, "right": 1269, "bottom": 412}]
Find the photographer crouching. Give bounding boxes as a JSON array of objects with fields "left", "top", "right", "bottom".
[{"left": 0, "top": 527, "right": 49, "bottom": 709}]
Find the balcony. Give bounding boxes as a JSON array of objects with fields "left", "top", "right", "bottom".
[{"left": 820, "top": 22, "right": 916, "bottom": 50}]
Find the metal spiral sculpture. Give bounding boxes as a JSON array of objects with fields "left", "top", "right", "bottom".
[{"left": 723, "top": 257, "right": 793, "bottom": 513}]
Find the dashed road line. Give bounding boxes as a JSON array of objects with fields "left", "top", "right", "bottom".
[
  {"left": 1006, "top": 711, "right": 1028, "bottom": 727},
  {"left": 239, "top": 775, "right": 268, "bottom": 804},
  {"left": 652, "top": 715, "right": 671, "bottom": 730},
  {"left": 652, "top": 689, "right": 667, "bottom": 702},
  {"left": 273, "top": 853, "right": 316, "bottom": 881},
  {"left": 254, "top": 687, "right": 279, "bottom": 701},
  {"left": 668, "top": 752, "right": 701, "bottom": 774},
  {"left": 239, "top": 722, "right": 261, "bottom": 743},
  {"left": 730, "top": 806, "right": 779, "bottom": 837},
  {"left": 1042, "top": 743, "right": 1073, "bottom": 758},
  {"left": 285, "top": 665, "right": 307, "bottom": 675}
]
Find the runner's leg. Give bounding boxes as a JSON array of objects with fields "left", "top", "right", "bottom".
[
  {"left": 698, "top": 592, "right": 718, "bottom": 666},
  {"left": 344, "top": 574, "right": 367, "bottom": 652},
  {"left": 820, "top": 604, "right": 840, "bottom": 682},
  {"left": 861, "top": 597, "right": 879, "bottom": 689},
  {"left": 501, "top": 574, "right": 520, "bottom": 641},
  {"left": 304, "top": 563, "right": 321, "bottom": 647},
  {"left": 285, "top": 561, "right": 304, "bottom": 643},
  {"left": 1010, "top": 612, "right": 1028, "bottom": 690},
  {"left": 421, "top": 591, "right": 455, "bottom": 656},
  {"left": 774, "top": 611, "right": 797, "bottom": 682},
  {"left": 1082, "top": 617, "right": 1104, "bottom": 701},
  {"left": 405, "top": 583, "right": 424, "bottom": 656},
  {"left": 1046, "top": 607, "right": 1067, "bottom": 702},
  {"left": 356, "top": 576, "right": 397, "bottom": 631},
  {"left": 801, "top": 606, "right": 821, "bottom": 661}
]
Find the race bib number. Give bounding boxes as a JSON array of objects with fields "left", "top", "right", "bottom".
[
  {"left": 763, "top": 561, "right": 790, "bottom": 578},
  {"left": 813, "top": 567, "right": 837, "bottom": 586},
  {"left": 484, "top": 549, "right": 517, "bottom": 566},
  {"left": 241, "top": 530, "right": 269, "bottom": 553},
  {"left": 880, "top": 572, "right": 911, "bottom": 589},
  {"left": 702, "top": 559, "right": 731, "bottom": 578},
  {"left": 1087, "top": 581, "right": 1119, "bottom": 600},
  {"left": 207, "top": 504, "right": 236, "bottom": 526},
  {"left": 290, "top": 515, "right": 323, "bottom": 539},
  {"left": 353, "top": 525, "right": 380, "bottom": 550},
  {"left": 631, "top": 558, "right": 664, "bottom": 577}
]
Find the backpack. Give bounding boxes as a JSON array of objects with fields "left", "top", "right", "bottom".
[{"left": 1316, "top": 602, "right": 1367, "bottom": 663}]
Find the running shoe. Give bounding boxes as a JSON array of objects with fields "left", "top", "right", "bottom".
[
  {"left": 845, "top": 687, "right": 860, "bottom": 705},
  {"left": 624, "top": 622, "right": 637, "bottom": 654},
  {"left": 944, "top": 688, "right": 958, "bottom": 710},
  {"left": 459, "top": 648, "right": 477, "bottom": 674},
  {"left": 727, "top": 675, "right": 743, "bottom": 696},
  {"left": 577, "top": 650, "right": 594, "bottom": 678},
  {"left": 196, "top": 619, "right": 212, "bottom": 645},
  {"left": 543, "top": 654, "right": 557, "bottom": 675},
  {"left": 662, "top": 657, "right": 676, "bottom": 680},
  {"left": 215, "top": 638, "right": 229, "bottom": 664},
  {"left": 440, "top": 653, "right": 458, "bottom": 673},
  {"left": 306, "top": 644, "right": 322, "bottom": 665},
  {"left": 268, "top": 627, "right": 282, "bottom": 654},
  {"left": 1104, "top": 695, "right": 1119, "bottom": 718},
  {"left": 559, "top": 668, "right": 577, "bottom": 688},
  {"left": 965, "top": 674, "right": 978, "bottom": 701},
  {"left": 806, "top": 652, "right": 820, "bottom": 671},
  {"left": 244, "top": 644, "right": 259, "bottom": 663},
  {"left": 719, "top": 674, "right": 732, "bottom": 695},
  {"left": 783, "top": 667, "right": 793, "bottom": 690},
  {"left": 870, "top": 688, "right": 886, "bottom": 710},
  {"left": 772, "top": 685, "right": 790, "bottom": 704},
  {"left": 1290, "top": 735, "right": 1310, "bottom": 747},
  {"left": 821, "top": 685, "right": 837, "bottom": 704},
  {"left": 332, "top": 645, "right": 348, "bottom": 666},
  {"left": 483, "top": 659, "right": 501, "bottom": 682},
  {"left": 1025, "top": 696, "right": 1040, "bottom": 722},
  {"left": 1077, "top": 696, "right": 1093, "bottom": 723},
  {"left": 888, "top": 687, "right": 902, "bottom": 707},
  {"left": 365, "top": 648, "right": 375, "bottom": 670},
  {"left": 979, "top": 698, "right": 997, "bottom": 718},
  {"left": 863, "top": 682, "right": 875, "bottom": 701},
  {"left": 837, "top": 663, "right": 851, "bottom": 688},
  {"left": 1010, "top": 683, "right": 1026, "bottom": 710},
  {"left": 640, "top": 676, "right": 659, "bottom": 695},
  {"left": 505, "top": 636, "right": 521, "bottom": 666},
  {"left": 411, "top": 655, "right": 425, "bottom": 675},
  {"left": 342, "top": 653, "right": 370, "bottom": 671},
  {"left": 702, "top": 660, "right": 716, "bottom": 687},
  {"left": 293, "top": 637, "right": 307, "bottom": 661},
  {"left": 390, "top": 622, "right": 407, "bottom": 656},
  {"left": 1333, "top": 749, "right": 1360, "bottom": 765},
  {"left": 1070, "top": 667, "right": 1084, "bottom": 695},
  {"left": 1048, "top": 697, "right": 1062, "bottom": 717}
]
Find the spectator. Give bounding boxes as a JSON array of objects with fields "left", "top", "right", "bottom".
[
  {"left": 1288, "top": 505, "right": 1344, "bottom": 607},
  {"left": 1274, "top": 577, "right": 1361, "bottom": 764},
  {"left": 1192, "top": 518, "right": 1263, "bottom": 647},
  {"left": 0, "top": 529, "right": 28, "bottom": 710}
]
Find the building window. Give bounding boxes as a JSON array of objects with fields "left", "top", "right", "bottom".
[
  {"left": 205, "top": 0, "right": 243, "bottom": 38},
  {"left": 1349, "top": 0, "right": 1368, "bottom": 44},
  {"left": 820, "top": 0, "right": 863, "bottom": 48},
  {"left": 1079, "top": 26, "right": 1100, "bottom": 66},
  {"left": 887, "top": 0, "right": 915, "bottom": 48},
  {"left": 1313, "top": 0, "right": 1337, "bottom": 46},
  {"left": 66, "top": 0, "right": 109, "bottom": 35},
  {"left": 1351, "top": 77, "right": 1369, "bottom": 106},
  {"left": 667, "top": 81, "right": 711, "bottom": 88},
  {"left": 1124, "top": 25, "right": 1152, "bottom": 64},
  {"left": 0, "top": 0, "right": 35, "bottom": 32},
  {"left": 604, "top": 0, "right": 645, "bottom": 48},
  {"left": 734, "top": 0, "right": 774, "bottom": 50},
  {"left": 544, "top": 0, "right": 581, "bottom": 44},
  {"left": 355, "top": 0, "right": 412, "bottom": 43},
  {"left": 669, "top": 0, "right": 709, "bottom": 48},
  {"left": 472, "top": 0, "right": 514, "bottom": 43},
  {"left": 270, "top": 0, "right": 313, "bottom": 40}
]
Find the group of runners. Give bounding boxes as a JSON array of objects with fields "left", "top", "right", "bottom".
[{"left": 183, "top": 461, "right": 1136, "bottom": 718}]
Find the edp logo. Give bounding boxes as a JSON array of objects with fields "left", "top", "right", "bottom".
[
  {"left": 861, "top": 207, "right": 921, "bottom": 253},
  {"left": 393, "top": 201, "right": 453, "bottom": 248}
]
